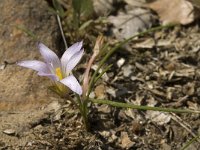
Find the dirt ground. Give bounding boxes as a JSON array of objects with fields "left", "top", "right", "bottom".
[{"left": 0, "top": 0, "right": 200, "bottom": 150}]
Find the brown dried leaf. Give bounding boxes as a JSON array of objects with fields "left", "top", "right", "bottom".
[
  {"left": 133, "top": 38, "right": 172, "bottom": 48},
  {"left": 147, "top": 0, "right": 196, "bottom": 25},
  {"left": 182, "top": 82, "right": 195, "bottom": 96},
  {"left": 97, "top": 104, "right": 111, "bottom": 113},
  {"left": 94, "top": 84, "right": 106, "bottom": 99},
  {"left": 99, "top": 130, "right": 117, "bottom": 143},
  {"left": 134, "top": 38, "right": 156, "bottom": 48},
  {"left": 187, "top": 101, "right": 199, "bottom": 110},
  {"left": 120, "top": 132, "right": 135, "bottom": 149}
]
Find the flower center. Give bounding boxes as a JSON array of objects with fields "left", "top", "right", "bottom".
[{"left": 56, "top": 67, "right": 63, "bottom": 80}]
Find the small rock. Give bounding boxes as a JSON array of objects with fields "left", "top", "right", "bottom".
[
  {"left": 122, "top": 65, "right": 133, "bottom": 77},
  {"left": 3, "top": 129, "right": 16, "bottom": 136},
  {"left": 89, "top": 91, "right": 95, "bottom": 98},
  {"left": 117, "top": 58, "right": 125, "bottom": 68},
  {"left": 0, "top": 63, "right": 6, "bottom": 70}
]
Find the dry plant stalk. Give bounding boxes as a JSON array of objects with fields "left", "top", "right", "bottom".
[{"left": 82, "top": 35, "right": 104, "bottom": 97}]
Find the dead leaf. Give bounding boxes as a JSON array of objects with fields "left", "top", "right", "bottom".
[
  {"left": 147, "top": 0, "right": 196, "bottom": 25},
  {"left": 99, "top": 130, "right": 117, "bottom": 143},
  {"left": 93, "top": 0, "right": 114, "bottom": 16},
  {"left": 97, "top": 104, "right": 111, "bottom": 113},
  {"left": 182, "top": 82, "right": 195, "bottom": 96},
  {"left": 106, "top": 86, "right": 116, "bottom": 97},
  {"left": 145, "top": 97, "right": 171, "bottom": 125},
  {"left": 120, "top": 132, "right": 135, "bottom": 149},
  {"left": 134, "top": 38, "right": 156, "bottom": 48},
  {"left": 99, "top": 130, "right": 110, "bottom": 137},
  {"left": 94, "top": 84, "right": 106, "bottom": 99},
  {"left": 133, "top": 38, "right": 172, "bottom": 48},
  {"left": 146, "top": 111, "right": 171, "bottom": 125},
  {"left": 125, "top": 0, "right": 146, "bottom": 7},
  {"left": 187, "top": 101, "right": 199, "bottom": 110},
  {"left": 108, "top": 8, "right": 153, "bottom": 40}
]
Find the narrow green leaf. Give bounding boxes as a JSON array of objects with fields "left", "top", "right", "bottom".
[
  {"left": 52, "top": 0, "right": 65, "bottom": 17},
  {"left": 89, "top": 99, "right": 200, "bottom": 114},
  {"left": 81, "top": 0, "right": 93, "bottom": 17},
  {"left": 181, "top": 133, "right": 200, "bottom": 150},
  {"left": 72, "top": 0, "right": 82, "bottom": 14},
  {"left": 79, "top": 19, "right": 93, "bottom": 31}
]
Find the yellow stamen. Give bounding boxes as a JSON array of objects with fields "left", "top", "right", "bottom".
[{"left": 56, "top": 67, "right": 63, "bottom": 80}]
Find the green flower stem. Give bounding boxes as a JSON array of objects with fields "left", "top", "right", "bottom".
[
  {"left": 89, "top": 99, "right": 200, "bottom": 114},
  {"left": 82, "top": 99, "right": 90, "bottom": 130},
  {"left": 87, "top": 24, "right": 175, "bottom": 98},
  {"left": 75, "top": 94, "right": 90, "bottom": 131}
]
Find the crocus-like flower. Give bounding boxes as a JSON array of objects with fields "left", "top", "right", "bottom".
[{"left": 17, "top": 42, "right": 84, "bottom": 95}]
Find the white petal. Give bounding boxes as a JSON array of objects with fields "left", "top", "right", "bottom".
[
  {"left": 66, "top": 49, "right": 84, "bottom": 72},
  {"left": 17, "top": 60, "right": 50, "bottom": 73},
  {"left": 60, "top": 75, "right": 82, "bottom": 95},
  {"left": 38, "top": 43, "right": 61, "bottom": 69},
  {"left": 61, "top": 41, "right": 83, "bottom": 68}
]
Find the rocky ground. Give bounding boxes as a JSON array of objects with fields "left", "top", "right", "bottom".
[{"left": 0, "top": 0, "right": 200, "bottom": 149}]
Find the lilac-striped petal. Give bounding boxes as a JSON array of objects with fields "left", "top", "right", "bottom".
[
  {"left": 61, "top": 41, "right": 83, "bottom": 67},
  {"left": 60, "top": 75, "right": 82, "bottom": 95},
  {"left": 38, "top": 72, "right": 58, "bottom": 81},
  {"left": 38, "top": 43, "right": 61, "bottom": 69},
  {"left": 17, "top": 60, "right": 50, "bottom": 73},
  {"left": 66, "top": 49, "right": 84, "bottom": 72}
]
